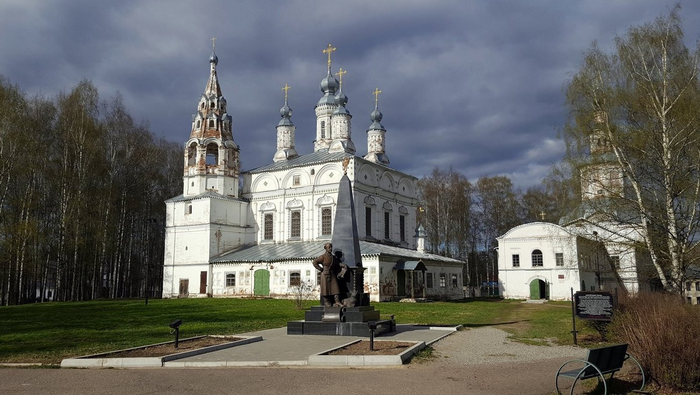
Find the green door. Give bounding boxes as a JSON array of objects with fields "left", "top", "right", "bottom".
[
  {"left": 529, "top": 279, "right": 540, "bottom": 299},
  {"left": 254, "top": 269, "right": 270, "bottom": 296},
  {"left": 397, "top": 271, "right": 406, "bottom": 297}
]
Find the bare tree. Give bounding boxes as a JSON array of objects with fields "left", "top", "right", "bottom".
[{"left": 565, "top": 5, "right": 700, "bottom": 293}]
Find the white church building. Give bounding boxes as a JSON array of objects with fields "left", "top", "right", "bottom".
[
  {"left": 162, "top": 45, "right": 464, "bottom": 301},
  {"left": 497, "top": 114, "right": 652, "bottom": 301}
]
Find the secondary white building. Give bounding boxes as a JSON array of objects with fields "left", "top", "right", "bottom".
[
  {"left": 497, "top": 114, "right": 652, "bottom": 301},
  {"left": 162, "top": 45, "right": 464, "bottom": 301}
]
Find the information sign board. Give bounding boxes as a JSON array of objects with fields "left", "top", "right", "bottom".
[{"left": 574, "top": 291, "right": 614, "bottom": 321}]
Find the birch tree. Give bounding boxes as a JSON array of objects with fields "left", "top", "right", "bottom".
[{"left": 565, "top": 5, "right": 700, "bottom": 293}]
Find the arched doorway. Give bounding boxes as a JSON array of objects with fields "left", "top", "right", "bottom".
[
  {"left": 254, "top": 269, "right": 270, "bottom": 296},
  {"left": 529, "top": 279, "right": 548, "bottom": 300}
]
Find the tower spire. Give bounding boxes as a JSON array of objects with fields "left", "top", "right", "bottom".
[
  {"left": 274, "top": 83, "right": 298, "bottom": 162},
  {"left": 315, "top": 44, "right": 340, "bottom": 151},
  {"left": 364, "top": 87, "right": 389, "bottom": 165},
  {"left": 183, "top": 42, "right": 240, "bottom": 197}
]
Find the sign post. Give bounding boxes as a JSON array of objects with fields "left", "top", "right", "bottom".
[{"left": 570, "top": 288, "right": 578, "bottom": 345}]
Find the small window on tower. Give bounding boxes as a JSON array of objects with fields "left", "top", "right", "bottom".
[
  {"left": 320, "top": 121, "right": 326, "bottom": 138},
  {"left": 209, "top": 120, "right": 214, "bottom": 128},
  {"left": 196, "top": 120, "right": 200, "bottom": 128},
  {"left": 187, "top": 204, "right": 192, "bottom": 214}
]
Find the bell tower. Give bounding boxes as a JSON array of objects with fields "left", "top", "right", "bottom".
[
  {"left": 183, "top": 38, "right": 240, "bottom": 197},
  {"left": 580, "top": 111, "right": 623, "bottom": 201}
]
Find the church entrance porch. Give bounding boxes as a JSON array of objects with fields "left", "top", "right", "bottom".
[
  {"left": 529, "top": 279, "right": 548, "bottom": 300},
  {"left": 254, "top": 269, "right": 270, "bottom": 296}
]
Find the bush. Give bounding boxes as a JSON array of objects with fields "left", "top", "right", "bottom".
[{"left": 609, "top": 292, "right": 700, "bottom": 391}]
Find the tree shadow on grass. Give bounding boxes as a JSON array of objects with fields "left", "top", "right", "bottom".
[{"left": 461, "top": 320, "right": 528, "bottom": 328}]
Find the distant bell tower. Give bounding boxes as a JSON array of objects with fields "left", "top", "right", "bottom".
[
  {"left": 183, "top": 38, "right": 240, "bottom": 197},
  {"left": 580, "top": 111, "right": 623, "bottom": 201},
  {"left": 314, "top": 44, "right": 339, "bottom": 151},
  {"left": 363, "top": 87, "right": 390, "bottom": 165},
  {"left": 273, "top": 83, "right": 299, "bottom": 162}
]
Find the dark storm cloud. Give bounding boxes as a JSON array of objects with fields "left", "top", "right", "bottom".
[{"left": 2, "top": 0, "right": 700, "bottom": 190}]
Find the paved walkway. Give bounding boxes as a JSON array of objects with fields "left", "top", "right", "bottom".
[{"left": 175, "top": 325, "right": 456, "bottom": 365}]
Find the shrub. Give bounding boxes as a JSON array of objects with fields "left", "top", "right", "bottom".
[{"left": 609, "top": 292, "right": 700, "bottom": 391}]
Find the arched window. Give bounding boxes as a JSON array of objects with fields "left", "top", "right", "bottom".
[
  {"left": 209, "top": 119, "right": 215, "bottom": 128},
  {"left": 320, "top": 121, "right": 326, "bottom": 139},
  {"left": 206, "top": 143, "right": 218, "bottom": 166},
  {"left": 187, "top": 143, "right": 197, "bottom": 166},
  {"left": 532, "top": 249, "right": 543, "bottom": 267}
]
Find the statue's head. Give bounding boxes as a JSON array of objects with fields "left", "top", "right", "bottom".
[{"left": 324, "top": 243, "right": 333, "bottom": 253}]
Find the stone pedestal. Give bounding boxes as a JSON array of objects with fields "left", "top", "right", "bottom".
[{"left": 287, "top": 305, "right": 394, "bottom": 337}]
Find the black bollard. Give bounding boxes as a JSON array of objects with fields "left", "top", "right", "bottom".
[
  {"left": 368, "top": 321, "right": 377, "bottom": 351},
  {"left": 169, "top": 319, "right": 183, "bottom": 349}
]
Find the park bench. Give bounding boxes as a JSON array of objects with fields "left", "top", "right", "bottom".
[{"left": 555, "top": 343, "right": 645, "bottom": 395}]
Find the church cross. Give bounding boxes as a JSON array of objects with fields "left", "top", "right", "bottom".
[
  {"left": 282, "top": 83, "right": 291, "bottom": 101},
  {"left": 335, "top": 68, "right": 346, "bottom": 87},
  {"left": 372, "top": 87, "right": 382, "bottom": 106},
  {"left": 323, "top": 43, "right": 336, "bottom": 67},
  {"left": 539, "top": 211, "right": 546, "bottom": 221},
  {"left": 211, "top": 37, "right": 217, "bottom": 51}
]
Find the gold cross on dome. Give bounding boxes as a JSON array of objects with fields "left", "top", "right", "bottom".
[
  {"left": 372, "top": 87, "right": 382, "bottom": 105},
  {"left": 323, "top": 43, "right": 336, "bottom": 67},
  {"left": 335, "top": 68, "right": 346, "bottom": 87},
  {"left": 211, "top": 37, "right": 217, "bottom": 51},
  {"left": 282, "top": 83, "right": 291, "bottom": 101},
  {"left": 539, "top": 211, "right": 546, "bottom": 221}
]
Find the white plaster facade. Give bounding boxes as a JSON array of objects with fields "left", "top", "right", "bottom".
[
  {"left": 497, "top": 114, "right": 652, "bottom": 301},
  {"left": 162, "top": 47, "right": 464, "bottom": 301}
]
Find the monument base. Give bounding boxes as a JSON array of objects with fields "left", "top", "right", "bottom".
[{"left": 287, "top": 306, "right": 395, "bottom": 337}]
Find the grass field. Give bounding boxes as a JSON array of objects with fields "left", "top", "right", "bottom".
[{"left": 0, "top": 298, "right": 597, "bottom": 364}]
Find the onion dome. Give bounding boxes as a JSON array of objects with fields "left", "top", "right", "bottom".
[
  {"left": 278, "top": 99, "right": 294, "bottom": 127},
  {"left": 368, "top": 89, "right": 385, "bottom": 131},
  {"left": 317, "top": 66, "right": 339, "bottom": 107},
  {"left": 209, "top": 50, "right": 218, "bottom": 65},
  {"left": 334, "top": 86, "right": 350, "bottom": 115}
]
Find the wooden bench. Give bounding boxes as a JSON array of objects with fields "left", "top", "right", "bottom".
[{"left": 555, "top": 343, "right": 645, "bottom": 395}]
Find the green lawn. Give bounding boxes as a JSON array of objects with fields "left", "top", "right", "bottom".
[{"left": 0, "top": 298, "right": 596, "bottom": 364}]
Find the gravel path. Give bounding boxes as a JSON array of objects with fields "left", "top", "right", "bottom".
[{"left": 429, "top": 326, "right": 585, "bottom": 365}]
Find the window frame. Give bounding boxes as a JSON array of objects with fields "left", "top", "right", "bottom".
[
  {"left": 289, "top": 271, "right": 301, "bottom": 287},
  {"left": 263, "top": 213, "right": 274, "bottom": 240},
  {"left": 555, "top": 253, "right": 564, "bottom": 267},
  {"left": 290, "top": 210, "right": 301, "bottom": 239},
  {"left": 365, "top": 206, "right": 372, "bottom": 237},
  {"left": 439, "top": 273, "right": 446, "bottom": 288},
  {"left": 532, "top": 249, "right": 543, "bottom": 267},
  {"left": 512, "top": 254, "right": 520, "bottom": 268},
  {"left": 320, "top": 206, "right": 332, "bottom": 236},
  {"left": 225, "top": 273, "right": 236, "bottom": 287},
  {"left": 426, "top": 273, "right": 433, "bottom": 288},
  {"left": 384, "top": 211, "right": 390, "bottom": 240}
]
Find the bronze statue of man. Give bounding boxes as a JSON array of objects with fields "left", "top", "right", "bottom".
[{"left": 312, "top": 243, "right": 342, "bottom": 307}]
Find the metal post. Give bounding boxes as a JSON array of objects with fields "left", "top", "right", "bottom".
[
  {"left": 174, "top": 327, "right": 179, "bottom": 348},
  {"left": 570, "top": 287, "right": 578, "bottom": 346}
]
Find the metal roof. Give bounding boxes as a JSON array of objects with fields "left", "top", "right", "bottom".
[
  {"left": 211, "top": 240, "right": 463, "bottom": 264},
  {"left": 394, "top": 260, "right": 427, "bottom": 271},
  {"left": 245, "top": 149, "right": 352, "bottom": 174},
  {"left": 165, "top": 191, "right": 247, "bottom": 203}
]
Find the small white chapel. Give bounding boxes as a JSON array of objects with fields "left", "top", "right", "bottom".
[
  {"left": 162, "top": 44, "right": 464, "bottom": 301},
  {"left": 497, "top": 114, "right": 653, "bottom": 301}
]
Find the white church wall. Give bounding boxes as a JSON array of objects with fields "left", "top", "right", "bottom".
[{"left": 498, "top": 223, "right": 588, "bottom": 301}]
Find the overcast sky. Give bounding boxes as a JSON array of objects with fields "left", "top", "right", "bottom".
[{"left": 2, "top": 1, "right": 699, "bottom": 190}]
